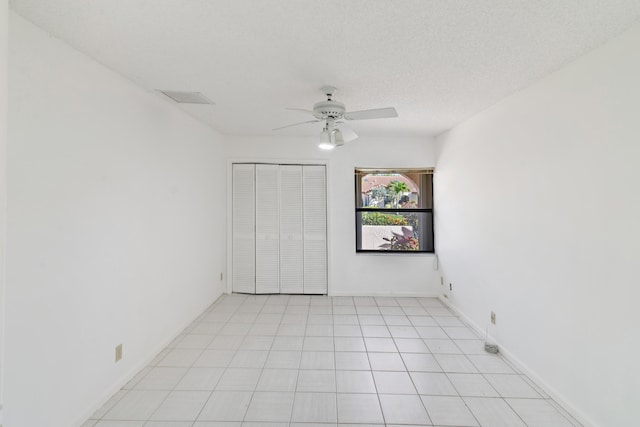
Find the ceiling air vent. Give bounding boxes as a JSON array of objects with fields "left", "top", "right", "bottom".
[{"left": 159, "top": 90, "right": 215, "bottom": 105}]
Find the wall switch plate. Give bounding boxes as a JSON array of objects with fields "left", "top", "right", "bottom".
[
  {"left": 115, "top": 344, "right": 123, "bottom": 362},
  {"left": 491, "top": 312, "right": 496, "bottom": 325},
  {"left": 440, "top": 277, "right": 444, "bottom": 285}
]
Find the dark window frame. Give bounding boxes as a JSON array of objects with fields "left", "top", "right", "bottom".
[{"left": 355, "top": 168, "right": 434, "bottom": 253}]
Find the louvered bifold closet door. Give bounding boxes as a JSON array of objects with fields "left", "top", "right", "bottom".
[
  {"left": 279, "top": 165, "right": 304, "bottom": 294},
  {"left": 303, "top": 165, "right": 327, "bottom": 294},
  {"left": 232, "top": 164, "right": 256, "bottom": 294},
  {"left": 255, "top": 164, "right": 280, "bottom": 294}
]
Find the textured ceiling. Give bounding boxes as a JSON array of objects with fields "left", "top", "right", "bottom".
[{"left": 10, "top": 0, "right": 640, "bottom": 138}]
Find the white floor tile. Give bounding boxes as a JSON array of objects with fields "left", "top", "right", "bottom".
[
  {"left": 463, "top": 397, "right": 526, "bottom": 427},
  {"left": 401, "top": 307, "right": 429, "bottom": 316},
  {"left": 453, "top": 340, "right": 486, "bottom": 355},
  {"left": 277, "top": 323, "right": 307, "bottom": 336},
  {"left": 364, "top": 337, "right": 397, "bottom": 352},
  {"left": 175, "top": 367, "right": 225, "bottom": 391},
  {"left": 383, "top": 315, "right": 412, "bottom": 326},
  {"left": 416, "top": 327, "right": 449, "bottom": 339},
  {"left": 256, "top": 369, "right": 299, "bottom": 392},
  {"left": 409, "top": 316, "right": 438, "bottom": 327},
  {"left": 216, "top": 368, "right": 262, "bottom": 391},
  {"left": 193, "top": 350, "right": 236, "bottom": 368},
  {"left": 443, "top": 327, "right": 478, "bottom": 339},
  {"left": 333, "top": 325, "right": 362, "bottom": 337},
  {"left": 361, "top": 325, "right": 391, "bottom": 338},
  {"left": 177, "top": 334, "right": 216, "bottom": 349},
  {"left": 401, "top": 353, "right": 442, "bottom": 372},
  {"left": 296, "top": 369, "right": 336, "bottom": 392},
  {"left": 271, "top": 336, "right": 304, "bottom": 351},
  {"left": 244, "top": 392, "right": 295, "bottom": 422},
  {"left": 208, "top": 336, "right": 244, "bottom": 350},
  {"left": 424, "top": 339, "right": 463, "bottom": 354},
  {"left": 334, "top": 337, "right": 366, "bottom": 352},
  {"left": 410, "top": 372, "right": 457, "bottom": 396},
  {"left": 421, "top": 395, "right": 479, "bottom": 426},
  {"left": 94, "top": 421, "right": 144, "bottom": 427},
  {"left": 198, "top": 391, "right": 252, "bottom": 421},
  {"left": 229, "top": 350, "right": 269, "bottom": 368},
  {"left": 300, "top": 351, "right": 335, "bottom": 370},
  {"left": 336, "top": 394, "right": 384, "bottom": 424},
  {"left": 394, "top": 338, "right": 430, "bottom": 353},
  {"left": 447, "top": 373, "right": 500, "bottom": 397},
  {"left": 368, "top": 352, "right": 406, "bottom": 371},
  {"left": 333, "top": 314, "right": 359, "bottom": 325},
  {"left": 336, "top": 370, "right": 377, "bottom": 393},
  {"left": 240, "top": 336, "right": 274, "bottom": 351},
  {"left": 248, "top": 323, "right": 280, "bottom": 336},
  {"left": 158, "top": 349, "right": 203, "bottom": 367},
  {"left": 357, "top": 306, "right": 381, "bottom": 315},
  {"left": 264, "top": 351, "right": 302, "bottom": 369},
  {"left": 84, "top": 296, "right": 577, "bottom": 427},
  {"left": 305, "top": 324, "right": 334, "bottom": 336},
  {"left": 373, "top": 371, "right": 416, "bottom": 394},
  {"left": 134, "top": 367, "right": 188, "bottom": 390},
  {"left": 103, "top": 390, "right": 169, "bottom": 420},
  {"left": 379, "top": 307, "right": 404, "bottom": 315},
  {"left": 145, "top": 421, "right": 193, "bottom": 427},
  {"left": 150, "top": 391, "right": 210, "bottom": 421},
  {"left": 388, "top": 326, "right": 420, "bottom": 339},
  {"left": 334, "top": 352, "right": 370, "bottom": 370},
  {"left": 220, "top": 323, "right": 252, "bottom": 336},
  {"left": 506, "top": 398, "right": 575, "bottom": 426},
  {"left": 434, "top": 354, "right": 478, "bottom": 373},
  {"left": 308, "top": 314, "right": 334, "bottom": 325},
  {"left": 484, "top": 374, "right": 542, "bottom": 398},
  {"left": 291, "top": 392, "right": 337, "bottom": 423},
  {"left": 303, "top": 336, "right": 335, "bottom": 351},
  {"left": 467, "top": 355, "right": 515, "bottom": 374},
  {"left": 358, "top": 315, "right": 385, "bottom": 325},
  {"left": 378, "top": 394, "right": 431, "bottom": 425}
]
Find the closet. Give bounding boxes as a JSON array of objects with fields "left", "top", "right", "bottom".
[{"left": 232, "top": 163, "right": 327, "bottom": 294}]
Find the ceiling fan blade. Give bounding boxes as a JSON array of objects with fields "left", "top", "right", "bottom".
[
  {"left": 344, "top": 107, "right": 398, "bottom": 120},
  {"left": 285, "top": 108, "right": 315, "bottom": 115},
  {"left": 272, "top": 119, "right": 320, "bottom": 131},
  {"left": 339, "top": 124, "right": 358, "bottom": 142}
]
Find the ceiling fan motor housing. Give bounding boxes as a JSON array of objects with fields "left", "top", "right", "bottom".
[{"left": 313, "top": 100, "right": 346, "bottom": 119}]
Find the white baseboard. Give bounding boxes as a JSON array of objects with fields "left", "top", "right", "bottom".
[
  {"left": 439, "top": 297, "right": 595, "bottom": 427},
  {"left": 329, "top": 291, "right": 441, "bottom": 298}
]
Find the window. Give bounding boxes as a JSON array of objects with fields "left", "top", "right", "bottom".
[{"left": 355, "top": 168, "right": 434, "bottom": 252}]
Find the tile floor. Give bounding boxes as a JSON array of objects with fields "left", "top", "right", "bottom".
[{"left": 83, "top": 294, "right": 581, "bottom": 427}]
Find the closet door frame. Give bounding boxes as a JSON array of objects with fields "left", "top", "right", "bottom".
[{"left": 227, "top": 159, "right": 330, "bottom": 295}]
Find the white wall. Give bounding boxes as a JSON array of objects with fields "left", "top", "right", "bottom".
[
  {"left": 435, "top": 24, "right": 640, "bottom": 427},
  {"left": 6, "top": 13, "right": 227, "bottom": 427},
  {"left": 226, "top": 135, "right": 440, "bottom": 297},
  {"left": 0, "top": 1, "right": 7, "bottom": 424}
]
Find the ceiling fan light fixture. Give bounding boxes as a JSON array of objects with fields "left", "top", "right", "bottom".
[
  {"left": 318, "top": 141, "right": 335, "bottom": 150},
  {"left": 318, "top": 128, "right": 334, "bottom": 150},
  {"left": 333, "top": 129, "right": 345, "bottom": 146}
]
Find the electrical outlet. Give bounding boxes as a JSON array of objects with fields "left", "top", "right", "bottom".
[
  {"left": 449, "top": 283, "right": 453, "bottom": 291},
  {"left": 491, "top": 311, "right": 496, "bottom": 325},
  {"left": 115, "top": 344, "right": 123, "bottom": 362},
  {"left": 220, "top": 272, "right": 223, "bottom": 281}
]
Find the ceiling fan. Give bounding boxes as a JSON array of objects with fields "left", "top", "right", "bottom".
[{"left": 273, "top": 86, "right": 398, "bottom": 150}]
